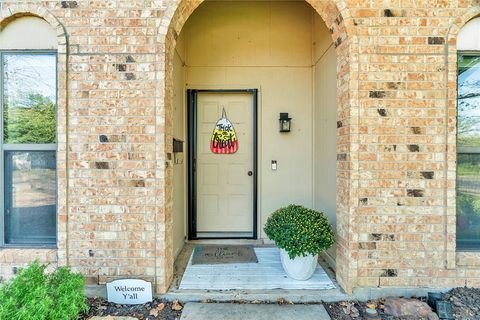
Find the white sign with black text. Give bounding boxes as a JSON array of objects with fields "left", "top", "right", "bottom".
[{"left": 106, "top": 279, "right": 153, "bottom": 305}]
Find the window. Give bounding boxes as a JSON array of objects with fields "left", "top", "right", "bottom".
[
  {"left": 457, "top": 54, "right": 480, "bottom": 249},
  {"left": 1, "top": 52, "right": 57, "bottom": 246},
  {"left": 456, "top": 17, "right": 480, "bottom": 250}
]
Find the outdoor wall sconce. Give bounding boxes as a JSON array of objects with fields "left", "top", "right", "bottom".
[{"left": 279, "top": 113, "right": 292, "bottom": 133}]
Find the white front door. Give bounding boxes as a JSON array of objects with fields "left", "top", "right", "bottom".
[{"left": 195, "top": 92, "right": 255, "bottom": 237}]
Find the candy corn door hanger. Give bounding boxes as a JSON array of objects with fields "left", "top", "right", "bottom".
[{"left": 210, "top": 108, "right": 238, "bottom": 154}]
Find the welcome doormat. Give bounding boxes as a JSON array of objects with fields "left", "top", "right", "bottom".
[
  {"left": 180, "top": 247, "right": 335, "bottom": 290},
  {"left": 191, "top": 245, "right": 258, "bottom": 265}
]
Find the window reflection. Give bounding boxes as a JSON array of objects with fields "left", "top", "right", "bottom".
[
  {"left": 457, "top": 54, "right": 480, "bottom": 249},
  {"left": 3, "top": 54, "right": 56, "bottom": 144},
  {"left": 4, "top": 151, "right": 56, "bottom": 245}
]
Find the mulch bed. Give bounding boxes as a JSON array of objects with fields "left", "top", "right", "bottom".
[
  {"left": 324, "top": 299, "right": 427, "bottom": 320},
  {"left": 325, "top": 287, "right": 480, "bottom": 319},
  {"left": 80, "top": 297, "right": 183, "bottom": 320},
  {"left": 80, "top": 287, "right": 480, "bottom": 320}
]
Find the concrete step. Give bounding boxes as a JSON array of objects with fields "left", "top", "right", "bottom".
[
  {"left": 164, "top": 288, "right": 349, "bottom": 303},
  {"left": 180, "top": 302, "right": 331, "bottom": 320}
]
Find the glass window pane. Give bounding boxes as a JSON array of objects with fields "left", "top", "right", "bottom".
[
  {"left": 4, "top": 151, "right": 56, "bottom": 245},
  {"left": 458, "top": 55, "right": 480, "bottom": 148},
  {"left": 3, "top": 53, "right": 56, "bottom": 144},
  {"left": 457, "top": 54, "right": 480, "bottom": 249}
]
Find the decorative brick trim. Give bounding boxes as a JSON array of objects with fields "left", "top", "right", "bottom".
[{"left": 445, "top": 8, "right": 480, "bottom": 270}]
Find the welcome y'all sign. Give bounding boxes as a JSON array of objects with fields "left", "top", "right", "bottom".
[{"left": 106, "top": 279, "right": 153, "bottom": 305}]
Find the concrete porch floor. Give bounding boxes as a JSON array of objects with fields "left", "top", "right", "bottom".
[
  {"left": 164, "top": 242, "right": 350, "bottom": 303},
  {"left": 85, "top": 241, "right": 450, "bottom": 303}
]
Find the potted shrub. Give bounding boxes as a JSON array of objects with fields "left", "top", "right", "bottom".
[{"left": 264, "top": 204, "right": 334, "bottom": 280}]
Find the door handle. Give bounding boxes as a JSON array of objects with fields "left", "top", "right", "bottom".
[{"left": 248, "top": 171, "right": 253, "bottom": 176}]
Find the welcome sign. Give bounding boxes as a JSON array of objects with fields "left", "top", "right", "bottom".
[{"left": 106, "top": 279, "right": 153, "bottom": 305}]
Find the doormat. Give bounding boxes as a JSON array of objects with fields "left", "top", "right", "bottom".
[
  {"left": 179, "top": 247, "right": 335, "bottom": 290},
  {"left": 191, "top": 245, "right": 258, "bottom": 265}
]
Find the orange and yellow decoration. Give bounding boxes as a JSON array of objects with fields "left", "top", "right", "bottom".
[{"left": 210, "top": 109, "right": 238, "bottom": 154}]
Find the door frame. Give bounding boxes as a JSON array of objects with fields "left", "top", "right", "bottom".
[{"left": 187, "top": 89, "right": 258, "bottom": 240}]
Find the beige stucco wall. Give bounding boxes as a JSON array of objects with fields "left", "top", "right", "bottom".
[
  {"left": 0, "top": 16, "right": 57, "bottom": 49},
  {"left": 313, "top": 14, "right": 337, "bottom": 265},
  {"left": 457, "top": 17, "right": 480, "bottom": 51},
  {"left": 172, "top": 32, "right": 186, "bottom": 259}
]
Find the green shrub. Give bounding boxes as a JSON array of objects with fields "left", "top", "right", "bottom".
[
  {"left": 264, "top": 204, "right": 335, "bottom": 259},
  {"left": 0, "top": 261, "right": 88, "bottom": 320}
]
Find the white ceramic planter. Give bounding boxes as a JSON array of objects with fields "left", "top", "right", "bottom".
[{"left": 280, "top": 248, "right": 318, "bottom": 281}]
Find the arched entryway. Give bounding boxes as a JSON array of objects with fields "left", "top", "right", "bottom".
[{"left": 157, "top": 0, "right": 355, "bottom": 294}]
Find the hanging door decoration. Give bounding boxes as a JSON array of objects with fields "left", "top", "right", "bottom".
[{"left": 210, "top": 108, "right": 238, "bottom": 154}]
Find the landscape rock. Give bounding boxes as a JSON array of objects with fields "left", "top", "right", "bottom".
[
  {"left": 384, "top": 297, "right": 434, "bottom": 318},
  {"left": 443, "top": 287, "right": 480, "bottom": 319},
  {"left": 427, "top": 311, "right": 440, "bottom": 320}
]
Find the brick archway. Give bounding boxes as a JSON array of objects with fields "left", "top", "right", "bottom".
[
  {"left": 445, "top": 10, "right": 480, "bottom": 270},
  {"left": 156, "top": 0, "right": 358, "bottom": 293}
]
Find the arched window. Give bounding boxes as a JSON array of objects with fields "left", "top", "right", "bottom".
[
  {"left": 0, "top": 16, "right": 57, "bottom": 246},
  {"left": 456, "top": 17, "right": 480, "bottom": 250}
]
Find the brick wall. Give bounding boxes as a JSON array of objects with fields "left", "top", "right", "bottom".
[
  {"left": 352, "top": 1, "right": 480, "bottom": 289},
  {"left": 0, "top": 0, "right": 479, "bottom": 294}
]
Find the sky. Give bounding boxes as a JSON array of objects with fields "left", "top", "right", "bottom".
[{"left": 3, "top": 53, "right": 56, "bottom": 108}]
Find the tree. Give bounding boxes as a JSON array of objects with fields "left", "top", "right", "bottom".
[{"left": 3, "top": 93, "right": 56, "bottom": 144}]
